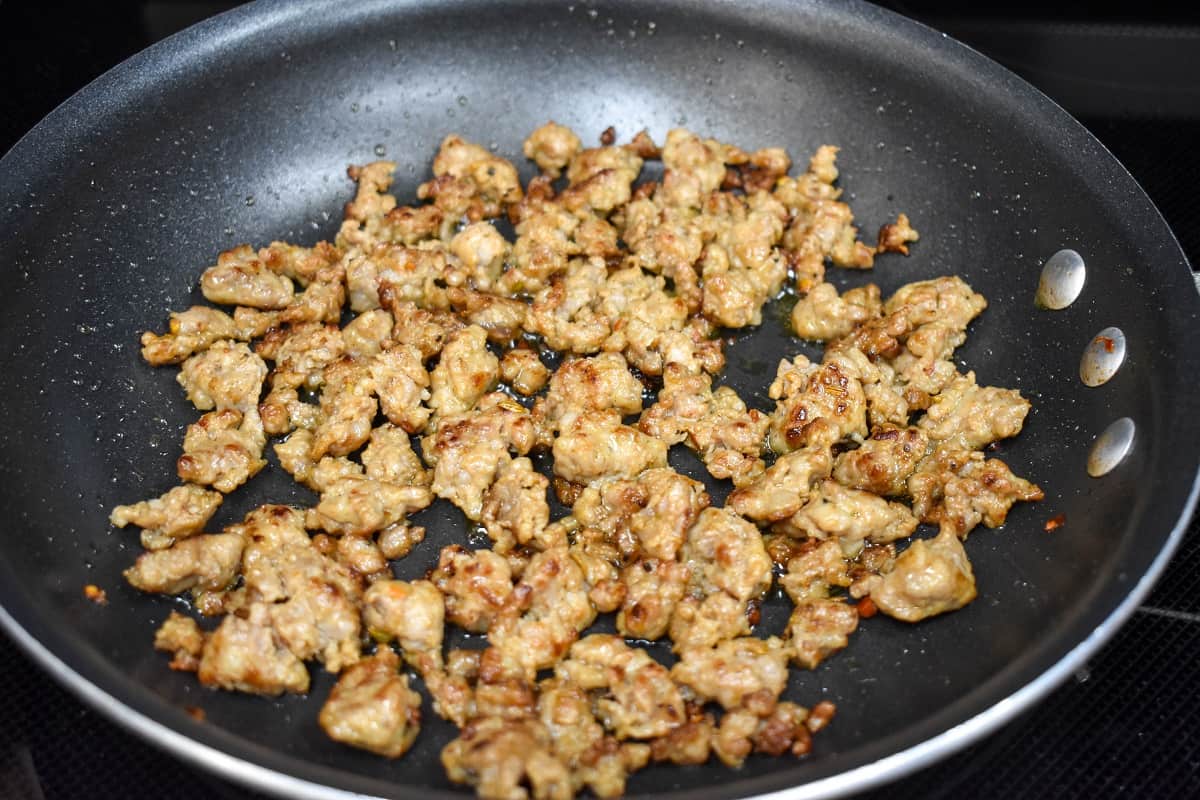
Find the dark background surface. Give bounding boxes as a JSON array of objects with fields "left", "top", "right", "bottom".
[{"left": 0, "top": 2, "right": 1197, "bottom": 799}]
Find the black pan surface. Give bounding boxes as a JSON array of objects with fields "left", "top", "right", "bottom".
[{"left": 0, "top": 1, "right": 1197, "bottom": 798}]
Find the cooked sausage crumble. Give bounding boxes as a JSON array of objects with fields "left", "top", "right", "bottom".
[{"left": 111, "top": 122, "right": 1041, "bottom": 798}]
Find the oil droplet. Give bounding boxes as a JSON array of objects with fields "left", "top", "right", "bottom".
[
  {"left": 244, "top": 195, "right": 255, "bottom": 206},
  {"left": 457, "top": 95, "right": 468, "bottom": 106},
  {"left": 374, "top": 144, "right": 387, "bottom": 157}
]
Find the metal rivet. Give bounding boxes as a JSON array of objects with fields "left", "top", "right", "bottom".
[
  {"left": 1087, "top": 417, "right": 1135, "bottom": 477},
  {"left": 1079, "top": 327, "right": 1126, "bottom": 387},
  {"left": 1035, "top": 249, "right": 1086, "bottom": 310}
]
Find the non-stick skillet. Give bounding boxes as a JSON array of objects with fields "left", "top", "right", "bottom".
[{"left": 0, "top": 1, "right": 1196, "bottom": 798}]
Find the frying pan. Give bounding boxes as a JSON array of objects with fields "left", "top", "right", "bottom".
[{"left": 0, "top": 1, "right": 1196, "bottom": 798}]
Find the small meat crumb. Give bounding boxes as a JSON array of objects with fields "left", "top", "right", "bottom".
[
  {"left": 806, "top": 700, "right": 837, "bottom": 734},
  {"left": 84, "top": 584, "right": 108, "bottom": 605},
  {"left": 1044, "top": 513, "right": 1066, "bottom": 532}
]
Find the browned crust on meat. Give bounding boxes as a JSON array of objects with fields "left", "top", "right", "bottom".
[{"left": 117, "top": 123, "right": 1038, "bottom": 796}]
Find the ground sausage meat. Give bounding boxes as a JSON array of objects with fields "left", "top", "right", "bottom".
[
  {"left": 319, "top": 649, "right": 422, "bottom": 758},
  {"left": 866, "top": 531, "right": 978, "bottom": 622},
  {"left": 361, "top": 580, "right": 445, "bottom": 671},
  {"left": 176, "top": 408, "right": 267, "bottom": 493},
  {"left": 123, "top": 533, "right": 244, "bottom": 596},
  {"left": 110, "top": 484, "right": 223, "bottom": 551},
  {"left": 153, "top": 611, "right": 206, "bottom": 672},
  {"left": 118, "top": 123, "right": 1040, "bottom": 797},
  {"left": 671, "top": 637, "right": 791, "bottom": 711},
  {"left": 786, "top": 600, "right": 860, "bottom": 669},
  {"left": 197, "top": 606, "right": 310, "bottom": 696}
]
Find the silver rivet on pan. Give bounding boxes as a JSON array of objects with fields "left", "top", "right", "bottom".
[
  {"left": 1079, "top": 326, "right": 1126, "bottom": 387},
  {"left": 1035, "top": 249, "right": 1086, "bottom": 310},
  {"left": 1087, "top": 417, "right": 1135, "bottom": 477}
]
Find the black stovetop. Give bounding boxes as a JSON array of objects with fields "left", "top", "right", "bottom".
[{"left": 1, "top": 3, "right": 1197, "bottom": 799}]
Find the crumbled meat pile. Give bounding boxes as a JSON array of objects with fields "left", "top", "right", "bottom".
[{"left": 111, "top": 123, "right": 1041, "bottom": 799}]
